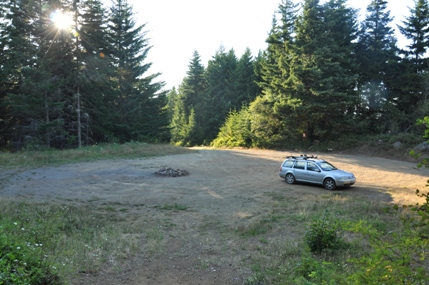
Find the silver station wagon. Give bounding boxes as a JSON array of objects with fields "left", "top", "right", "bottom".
[{"left": 279, "top": 155, "right": 356, "bottom": 190}]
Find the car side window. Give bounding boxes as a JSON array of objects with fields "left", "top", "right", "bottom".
[
  {"left": 307, "top": 161, "right": 318, "bottom": 172},
  {"left": 283, "top": 160, "right": 294, "bottom": 168},
  {"left": 294, "top": 161, "right": 305, "bottom": 170}
]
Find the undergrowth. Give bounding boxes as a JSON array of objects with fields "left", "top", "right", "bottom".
[
  {"left": 245, "top": 190, "right": 429, "bottom": 285},
  {"left": 0, "top": 142, "right": 191, "bottom": 170},
  {"left": 0, "top": 200, "right": 139, "bottom": 284}
]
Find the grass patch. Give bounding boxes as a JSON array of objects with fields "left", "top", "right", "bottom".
[
  {"left": 145, "top": 227, "right": 164, "bottom": 256},
  {"left": 155, "top": 203, "right": 189, "bottom": 211},
  {"left": 0, "top": 199, "right": 140, "bottom": 283},
  {"left": 242, "top": 193, "right": 429, "bottom": 285},
  {"left": 0, "top": 142, "right": 192, "bottom": 170}
]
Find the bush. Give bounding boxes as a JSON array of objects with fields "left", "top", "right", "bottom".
[
  {"left": 0, "top": 221, "right": 62, "bottom": 285},
  {"left": 304, "top": 210, "right": 343, "bottom": 253},
  {"left": 347, "top": 192, "right": 429, "bottom": 284},
  {"left": 294, "top": 256, "right": 345, "bottom": 285}
]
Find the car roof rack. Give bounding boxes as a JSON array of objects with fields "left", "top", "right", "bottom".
[{"left": 286, "top": 154, "right": 318, "bottom": 160}]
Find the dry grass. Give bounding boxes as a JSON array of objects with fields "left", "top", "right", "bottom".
[{"left": 0, "top": 142, "right": 192, "bottom": 170}]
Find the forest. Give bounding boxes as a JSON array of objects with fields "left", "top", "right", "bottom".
[{"left": 1, "top": 0, "right": 429, "bottom": 151}]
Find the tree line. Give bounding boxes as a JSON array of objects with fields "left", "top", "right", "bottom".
[
  {"left": 0, "top": 0, "right": 169, "bottom": 150},
  {"left": 1, "top": 0, "right": 429, "bottom": 151},
  {"left": 171, "top": 0, "right": 429, "bottom": 148}
]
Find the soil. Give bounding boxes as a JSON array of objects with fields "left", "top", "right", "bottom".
[{"left": 1, "top": 148, "right": 429, "bottom": 284}]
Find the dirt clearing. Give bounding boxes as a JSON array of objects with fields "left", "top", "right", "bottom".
[{"left": 1, "top": 148, "right": 428, "bottom": 284}]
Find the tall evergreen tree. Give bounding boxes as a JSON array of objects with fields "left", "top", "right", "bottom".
[
  {"left": 1, "top": 0, "right": 75, "bottom": 149},
  {"left": 169, "top": 83, "right": 194, "bottom": 146},
  {"left": 234, "top": 48, "right": 260, "bottom": 108},
  {"left": 244, "top": 0, "right": 299, "bottom": 147},
  {"left": 399, "top": 0, "right": 429, "bottom": 69},
  {"left": 0, "top": 0, "right": 15, "bottom": 147},
  {"left": 178, "top": 50, "right": 207, "bottom": 144},
  {"left": 287, "top": 0, "right": 359, "bottom": 140},
  {"left": 322, "top": 0, "right": 360, "bottom": 121},
  {"left": 105, "top": 0, "right": 168, "bottom": 142},
  {"left": 204, "top": 46, "right": 238, "bottom": 141},
  {"left": 396, "top": 0, "right": 429, "bottom": 120},
  {"left": 78, "top": 0, "right": 113, "bottom": 144},
  {"left": 355, "top": 0, "right": 399, "bottom": 131},
  {"left": 257, "top": 0, "right": 298, "bottom": 99}
]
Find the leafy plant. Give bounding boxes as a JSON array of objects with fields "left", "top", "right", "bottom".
[
  {"left": 157, "top": 203, "right": 188, "bottom": 211},
  {"left": 347, "top": 116, "right": 429, "bottom": 284},
  {"left": 0, "top": 221, "right": 62, "bottom": 285},
  {"left": 304, "top": 210, "right": 343, "bottom": 253},
  {"left": 347, "top": 197, "right": 429, "bottom": 284},
  {"left": 294, "top": 256, "right": 344, "bottom": 285}
]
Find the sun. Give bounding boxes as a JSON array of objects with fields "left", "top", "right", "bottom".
[{"left": 50, "top": 10, "right": 74, "bottom": 30}]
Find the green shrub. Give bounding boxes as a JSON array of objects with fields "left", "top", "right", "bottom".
[
  {"left": 304, "top": 210, "right": 343, "bottom": 253},
  {"left": 294, "top": 256, "right": 344, "bottom": 285},
  {"left": 0, "top": 221, "right": 62, "bottom": 285},
  {"left": 347, "top": 190, "right": 429, "bottom": 284},
  {"left": 211, "top": 109, "right": 252, "bottom": 148}
]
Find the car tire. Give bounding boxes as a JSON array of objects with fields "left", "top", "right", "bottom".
[
  {"left": 324, "top": 178, "right": 336, "bottom": 190},
  {"left": 285, "top": 173, "right": 295, "bottom": 184}
]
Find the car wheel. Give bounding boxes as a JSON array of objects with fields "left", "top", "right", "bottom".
[
  {"left": 285, "top": 173, "right": 295, "bottom": 184},
  {"left": 324, "top": 178, "right": 336, "bottom": 190}
]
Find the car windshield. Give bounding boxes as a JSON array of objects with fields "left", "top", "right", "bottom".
[{"left": 317, "top": 161, "right": 337, "bottom": 171}]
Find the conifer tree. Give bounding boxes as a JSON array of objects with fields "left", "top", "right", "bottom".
[
  {"left": 287, "top": 0, "right": 359, "bottom": 140},
  {"left": 234, "top": 48, "right": 260, "bottom": 108},
  {"left": 396, "top": 0, "right": 429, "bottom": 119},
  {"left": 169, "top": 84, "right": 195, "bottom": 146},
  {"left": 204, "top": 46, "right": 238, "bottom": 141},
  {"left": 1, "top": 0, "right": 75, "bottom": 148},
  {"left": 257, "top": 0, "right": 298, "bottom": 99},
  {"left": 0, "top": 0, "right": 15, "bottom": 147},
  {"left": 78, "top": 0, "right": 114, "bottom": 144},
  {"left": 249, "top": 0, "right": 299, "bottom": 146},
  {"left": 178, "top": 50, "right": 207, "bottom": 144},
  {"left": 105, "top": 0, "right": 167, "bottom": 142},
  {"left": 399, "top": 0, "right": 429, "bottom": 70},
  {"left": 355, "top": 0, "right": 399, "bottom": 131}
]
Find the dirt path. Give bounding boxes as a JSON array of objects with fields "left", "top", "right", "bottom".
[{"left": 1, "top": 148, "right": 428, "bottom": 284}]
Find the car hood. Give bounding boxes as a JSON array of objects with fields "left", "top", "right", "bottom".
[{"left": 328, "top": 169, "right": 355, "bottom": 178}]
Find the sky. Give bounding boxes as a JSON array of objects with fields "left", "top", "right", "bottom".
[{"left": 103, "top": 0, "right": 413, "bottom": 90}]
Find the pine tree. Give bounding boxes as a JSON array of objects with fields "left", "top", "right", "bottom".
[
  {"left": 1, "top": 0, "right": 75, "bottom": 149},
  {"left": 78, "top": 0, "right": 113, "bottom": 144},
  {"left": 257, "top": 0, "right": 298, "bottom": 99},
  {"left": 396, "top": 0, "right": 429, "bottom": 119},
  {"left": 0, "top": 0, "right": 36, "bottom": 149},
  {"left": 399, "top": 0, "right": 429, "bottom": 70},
  {"left": 105, "top": 0, "right": 168, "bottom": 142},
  {"left": 234, "top": 48, "right": 260, "bottom": 108},
  {"left": 355, "top": 0, "right": 399, "bottom": 131},
  {"left": 248, "top": 0, "right": 299, "bottom": 146},
  {"left": 287, "top": 0, "right": 359, "bottom": 140},
  {"left": 169, "top": 85, "right": 192, "bottom": 146},
  {"left": 204, "top": 46, "right": 238, "bottom": 142},
  {"left": 179, "top": 50, "right": 207, "bottom": 144},
  {"left": 0, "top": 0, "right": 15, "bottom": 147}
]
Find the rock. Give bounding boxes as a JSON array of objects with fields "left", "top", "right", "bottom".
[
  {"left": 414, "top": 141, "right": 429, "bottom": 152},
  {"left": 392, "top": 141, "right": 402, "bottom": 149},
  {"left": 155, "top": 167, "right": 189, "bottom": 177}
]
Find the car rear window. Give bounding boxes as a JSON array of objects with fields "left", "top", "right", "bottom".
[
  {"left": 294, "top": 161, "right": 306, "bottom": 170},
  {"left": 282, "top": 160, "right": 294, "bottom": 168}
]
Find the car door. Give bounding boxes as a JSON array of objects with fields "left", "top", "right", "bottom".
[
  {"left": 305, "top": 161, "right": 324, "bottom": 184},
  {"left": 292, "top": 161, "right": 306, "bottom": 181}
]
